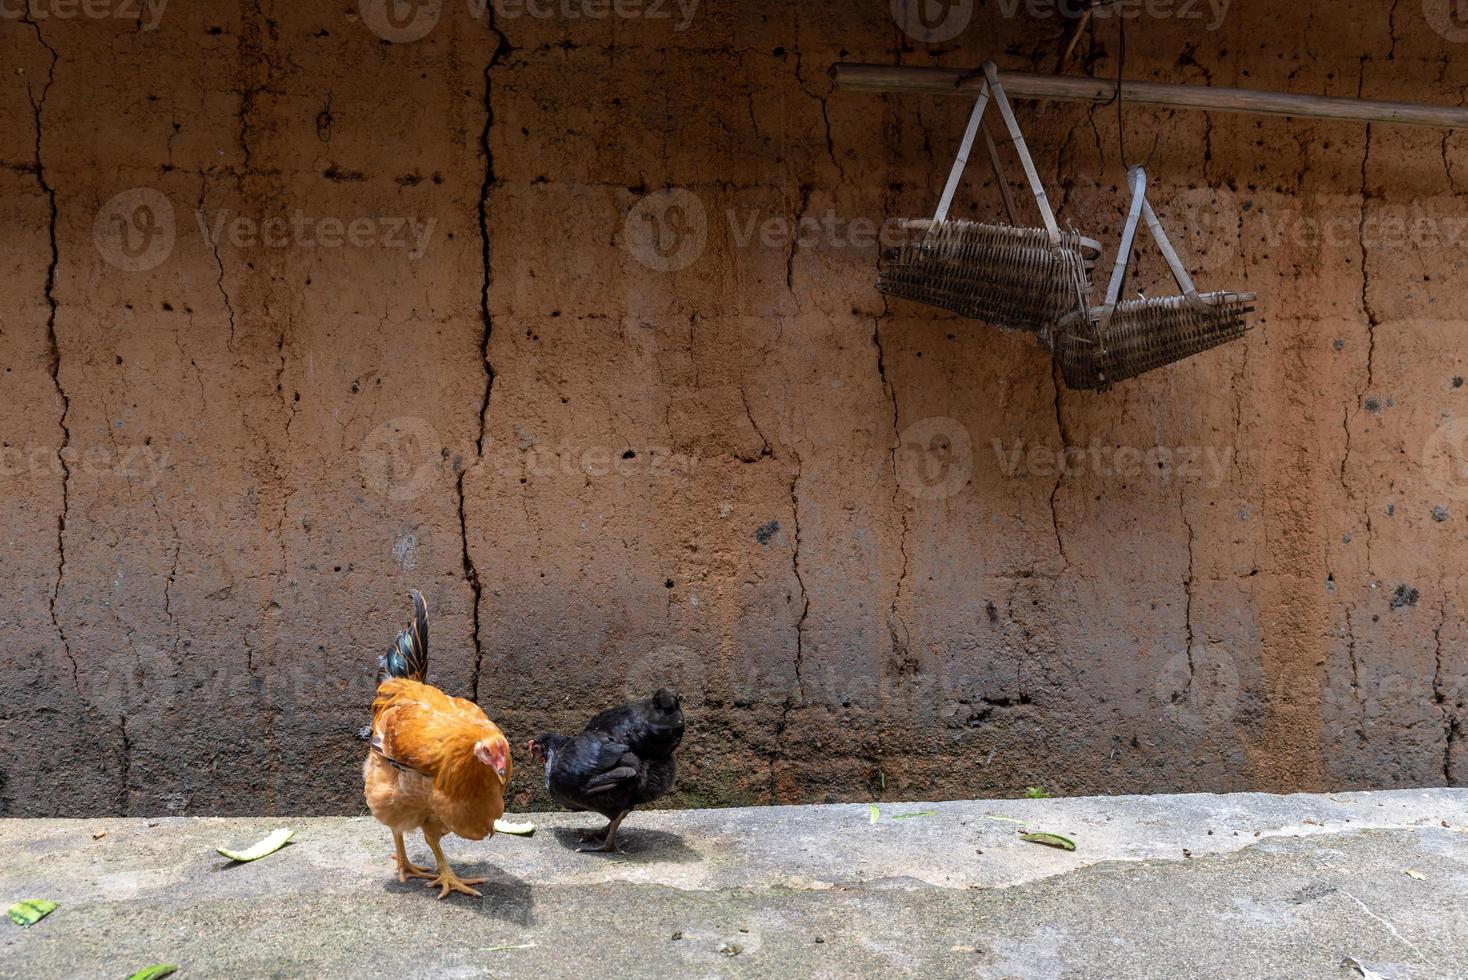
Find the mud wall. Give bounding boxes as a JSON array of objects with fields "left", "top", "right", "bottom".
[{"left": 1, "top": 0, "right": 1464, "bottom": 815}]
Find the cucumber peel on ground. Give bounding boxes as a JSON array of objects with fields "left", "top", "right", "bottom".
[
  {"left": 125, "top": 965, "right": 178, "bottom": 980},
  {"left": 217, "top": 828, "right": 294, "bottom": 862},
  {"left": 492, "top": 818, "right": 536, "bottom": 836},
  {"left": 1019, "top": 832, "right": 1076, "bottom": 851},
  {"left": 7, "top": 900, "right": 57, "bottom": 927}
]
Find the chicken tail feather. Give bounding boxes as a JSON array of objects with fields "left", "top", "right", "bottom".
[{"left": 378, "top": 589, "right": 429, "bottom": 683}]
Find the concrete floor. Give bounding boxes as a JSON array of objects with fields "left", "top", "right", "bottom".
[{"left": 2, "top": 790, "right": 1465, "bottom": 978}]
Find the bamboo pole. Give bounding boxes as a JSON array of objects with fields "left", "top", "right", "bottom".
[{"left": 831, "top": 63, "right": 1468, "bottom": 130}]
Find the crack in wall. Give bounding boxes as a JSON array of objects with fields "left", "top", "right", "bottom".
[
  {"left": 1443, "top": 85, "right": 1466, "bottom": 195},
  {"left": 784, "top": 183, "right": 812, "bottom": 294},
  {"left": 1178, "top": 482, "right": 1196, "bottom": 686},
  {"left": 1345, "top": 604, "right": 1367, "bottom": 744},
  {"left": 24, "top": 15, "right": 78, "bottom": 699},
  {"left": 234, "top": 0, "right": 275, "bottom": 190},
  {"left": 787, "top": 449, "right": 809, "bottom": 702},
  {"left": 1355, "top": 61, "right": 1379, "bottom": 395},
  {"left": 198, "top": 172, "right": 238, "bottom": 355},
  {"left": 793, "top": 49, "right": 842, "bottom": 181},
  {"left": 465, "top": 14, "right": 512, "bottom": 703},
  {"left": 1430, "top": 582, "right": 1455, "bottom": 784},
  {"left": 1386, "top": 0, "right": 1403, "bottom": 62},
  {"left": 1349, "top": 57, "right": 1379, "bottom": 582},
  {"left": 737, "top": 385, "right": 773, "bottom": 462},
  {"left": 770, "top": 444, "right": 809, "bottom": 804},
  {"left": 873, "top": 315, "right": 911, "bottom": 672}
]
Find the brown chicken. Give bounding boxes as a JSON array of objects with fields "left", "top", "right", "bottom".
[{"left": 363, "top": 590, "right": 512, "bottom": 898}]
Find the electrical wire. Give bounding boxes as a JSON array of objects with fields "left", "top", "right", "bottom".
[{"left": 1114, "top": 8, "right": 1161, "bottom": 170}]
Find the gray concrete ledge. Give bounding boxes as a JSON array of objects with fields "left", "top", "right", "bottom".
[{"left": 2, "top": 789, "right": 1466, "bottom": 978}]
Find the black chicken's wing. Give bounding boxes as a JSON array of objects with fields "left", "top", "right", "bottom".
[
  {"left": 584, "top": 689, "right": 684, "bottom": 760},
  {"left": 549, "top": 732, "right": 642, "bottom": 815}
]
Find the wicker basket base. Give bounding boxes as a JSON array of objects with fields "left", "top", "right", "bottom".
[
  {"left": 1055, "top": 291, "right": 1255, "bottom": 391},
  {"left": 878, "top": 220, "right": 1098, "bottom": 334}
]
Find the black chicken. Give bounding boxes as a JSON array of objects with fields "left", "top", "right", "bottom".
[{"left": 528, "top": 689, "right": 684, "bottom": 853}]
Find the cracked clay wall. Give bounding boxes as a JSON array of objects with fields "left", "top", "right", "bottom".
[{"left": 1, "top": 1, "right": 1465, "bottom": 816}]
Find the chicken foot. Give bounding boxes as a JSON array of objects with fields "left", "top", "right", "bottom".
[
  {"left": 576, "top": 810, "right": 629, "bottom": 854},
  {"left": 422, "top": 831, "right": 489, "bottom": 899},
  {"left": 393, "top": 831, "right": 434, "bottom": 882}
]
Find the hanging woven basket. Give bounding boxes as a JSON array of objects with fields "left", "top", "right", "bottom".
[
  {"left": 878, "top": 62, "right": 1101, "bottom": 335},
  {"left": 1054, "top": 166, "right": 1255, "bottom": 391}
]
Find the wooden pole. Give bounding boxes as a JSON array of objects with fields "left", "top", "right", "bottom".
[{"left": 831, "top": 63, "right": 1468, "bottom": 130}]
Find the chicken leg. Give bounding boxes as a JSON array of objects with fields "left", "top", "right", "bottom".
[
  {"left": 422, "top": 831, "right": 488, "bottom": 899},
  {"left": 393, "top": 831, "right": 434, "bottom": 882},
  {"left": 576, "top": 810, "right": 629, "bottom": 854}
]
